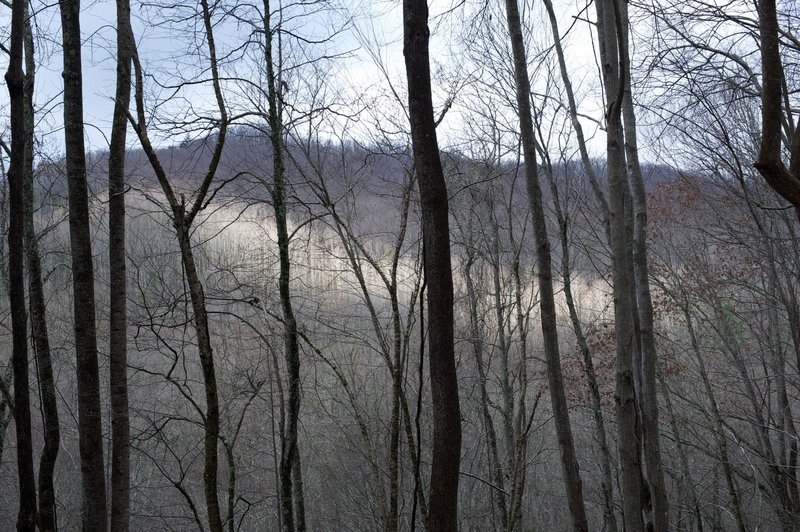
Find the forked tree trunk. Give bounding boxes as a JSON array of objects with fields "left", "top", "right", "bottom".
[
  {"left": 6, "top": 0, "right": 37, "bottom": 528},
  {"left": 755, "top": 0, "right": 800, "bottom": 219},
  {"left": 594, "top": 0, "right": 645, "bottom": 529},
  {"left": 129, "top": 0, "right": 228, "bottom": 525},
  {"left": 617, "top": 4, "right": 669, "bottom": 527},
  {"left": 403, "top": 1, "right": 462, "bottom": 529},
  {"left": 58, "top": 0, "right": 108, "bottom": 528},
  {"left": 109, "top": 0, "right": 133, "bottom": 527},
  {"left": 503, "top": 0, "right": 589, "bottom": 529},
  {"left": 21, "top": 8, "right": 61, "bottom": 530}
]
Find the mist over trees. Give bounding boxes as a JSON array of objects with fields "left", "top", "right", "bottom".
[{"left": 1, "top": 0, "right": 800, "bottom": 530}]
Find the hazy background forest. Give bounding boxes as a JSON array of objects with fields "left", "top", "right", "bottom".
[{"left": 2, "top": 0, "right": 800, "bottom": 530}]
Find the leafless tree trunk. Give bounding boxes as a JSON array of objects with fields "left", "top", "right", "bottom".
[
  {"left": 681, "top": 303, "right": 746, "bottom": 532},
  {"left": 261, "top": 3, "right": 306, "bottom": 529},
  {"left": 503, "top": 0, "right": 589, "bottom": 529},
  {"left": 594, "top": 0, "right": 645, "bottom": 529},
  {"left": 463, "top": 241, "right": 508, "bottom": 529},
  {"left": 6, "top": 0, "right": 37, "bottom": 528},
  {"left": 617, "top": 2, "right": 669, "bottom": 528},
  {"left": 128, "top": 0, "right": 228, "bottom": 526},
  {"left": 403, "top": 1, "right": 462, "bottom": 528},
  {"left": 109, "top": 0, "right": 133, "bottom": 527},
  {"left": 538, "top": 143, "right": 619, "bottom": 532},
  {"left": 657, "top": 370, "right": 703, "bottom": 532},
  {"left": 58, "top": 0, "right": 108, "bottom": 527},
  {"left": 20, "top": 8, "right": 60, "bottom": 530},
  {"left": 754, "top": 0, "right": 800, "bottom": 219}
]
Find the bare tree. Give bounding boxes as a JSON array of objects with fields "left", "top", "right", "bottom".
[
  {"left": 403, "top": 1, "right": 462, "bottom": 528},
  {"left": 502, "top": 1, "right": 589, "bottom": 530},
  {"left": 755, "top": 0, "right": 800, "bottom": 219},
  {"left": 594, "top": 0, "right": 645, "bottom": 529},
  {"left": 21, "top": 5, "right": 60, "bottom": 529},
  {"left": 58, "top": 0, "right": 108, "bottom": 527},
  {"left": 128, "top": 0, "right": 229, "bottom": 527},
  {"left": 109, "top": 0, "right": 134, "bottom": 526},
  {"left": 5, "top": 0, "right": 37, "bottom": 528}
]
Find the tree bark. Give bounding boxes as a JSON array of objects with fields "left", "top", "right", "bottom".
[
  {"left": 503, "top": 0, "right": 589, "bottom": 529},
  {"left": 617, "top": 2, "right": 669, "bottom": 528},
  {"left": 58, "top": 0, "right": 108, "bottom": 528},
  {"left": 754, "top": 0, "right": 800, "bottom": 219},
  {"left": 6, "top": 0, "right": 37, "bottom": 528},
  {"left": 22, "top": 10, "right": 60, "bottom": 530},
  {"left": 539, "top": 144, "right": 619, "bottom": 532},
  {"left": 403, "top": 2, "right": 462, "bottom": 529},
  {"left": 109, "top": 0, "right": 133, "bottom": 527},
  {"left": 594, "top": 0, "right": 645, "bottom": 529}
]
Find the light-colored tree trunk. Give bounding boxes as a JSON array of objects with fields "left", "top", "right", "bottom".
[
  {"left": 617, "top": 5, "right": 669, "bottom": 527},
  {"left": 594, "top": 0, "right": 645, "bottom": 529}
]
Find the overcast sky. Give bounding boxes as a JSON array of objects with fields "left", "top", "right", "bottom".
[{"left": 0, "top": 0, "right": 604, "bottom": 159}]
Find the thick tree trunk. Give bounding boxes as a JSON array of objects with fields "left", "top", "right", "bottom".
[
  {"left": 403, "top": 2, "right": 462, "bottom": 529},
  {"left": 21, "top": 9, "right": 60, "bottom": 531},
  {"left": 503, "top": 0, "right": 589, "bottom": 529},
  {"left": 58, "top": 0, "right": 108, "bottom": 528},
  {"left": 6, "top": 0, "right": 37, "bottom": 528},
  {"left": 754, "top": 0, "right": 800, "bottom": 219},
  {"left": 109, "top": 0, "right": 133, "bottom": 527}
]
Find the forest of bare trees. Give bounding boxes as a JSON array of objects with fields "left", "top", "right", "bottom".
[{"left": 1, "top": 0, "right": 800, "bottom": 530}]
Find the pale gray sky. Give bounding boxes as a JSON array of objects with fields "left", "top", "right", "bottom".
[{"left": 1, "top": 0, "right": 606, "bottom": 160}]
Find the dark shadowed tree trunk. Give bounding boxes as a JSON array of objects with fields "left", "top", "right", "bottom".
[
  {"left": 109, "top": 0, "right": 133, "bottom": 527},
  {"left": 58, "top": 0, "right": 109, "bottom": 528},
  {"left": 755, "top": 0, "right": 800, "bottom": 219},
  {"left": 503, "top": 0, "right": 589, "bottom": 530},
  {"left": 22, "top": 8, "right": 60, "bottom": 530},
  {"left": 403, "top": 1, "right": 462, "bottom": 529},
  {"left": 6, "top": 0, "right": 37, "bottom": 528}
]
